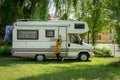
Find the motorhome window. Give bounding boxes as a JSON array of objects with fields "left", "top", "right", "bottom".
[
  {"left": 74, "top": 23, "right": 85, "bottom": 29},
  {"left": 17, "top": 30, "right": 38, "bottom": 40},
  {"left": 70, "top": 35, "right": 79, "bottom": 44},
  {"left": 46, "top": 30, "right": 54, "bottom": 37}
]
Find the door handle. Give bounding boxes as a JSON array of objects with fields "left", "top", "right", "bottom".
[{"left": 68, "top": 43, "right": 70, "bottom": 47}]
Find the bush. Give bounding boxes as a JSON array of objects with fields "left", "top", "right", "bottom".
[
  {"left": 94, "top": 47, "right": 112, "bottom": 57},
  {"left": 0, "top": 46, "right": 11, "bottom": 55}
]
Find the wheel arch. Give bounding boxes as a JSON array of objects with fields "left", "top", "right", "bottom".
[{"left": 35, "top": 54, "right": 45, "bottom": 58}]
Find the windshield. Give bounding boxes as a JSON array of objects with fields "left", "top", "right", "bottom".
[{"left": 69, "top": 34, "right": 81, "bottom": 44}]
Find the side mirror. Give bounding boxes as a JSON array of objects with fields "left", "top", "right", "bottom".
[{"left": 79, "top": 40, "right": 83, "bottom": 45}]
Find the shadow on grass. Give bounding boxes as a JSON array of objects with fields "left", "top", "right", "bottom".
[
  {"left": 0, "top": 57, "right": 36, "bottom": 67},
  {"left": 0, "top": 56, "right": 91, "bottom": 67},
  {"left": 18, "top": 64, "right": 120, "bottom": 80},
  {"left": 0, "top": 57, "right": 120, "bottom": 80}
]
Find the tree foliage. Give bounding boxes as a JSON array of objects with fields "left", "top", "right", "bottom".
[
  {"left": 106, "top": 0, "right": 120, "bottom": 47},
  {"left": 54, "top": 0, "right": 81, "bottom": 20},
  {"left": 0, "top": 0, "right": 118, "bottom": 47},
  {"left": 0, "top": 0, "right": 24, "bottom": 35},
  {"left": 81, "top": 0, "right": 107, "bottom": 46},
  {"left": 54, "top": 0, "right": 71, "bottom": 20},
  {"left": 0, "top": 0, "right": 49, "bottom": 35}
]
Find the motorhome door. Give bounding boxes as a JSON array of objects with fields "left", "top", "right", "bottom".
[
  {"left": 58, "top": 27, "right": 67, "bottom": 56},
  {"left": 67, "top": 34, "right": 83, "bottom": 57}
]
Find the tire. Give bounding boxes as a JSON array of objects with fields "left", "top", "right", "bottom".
[
  {"left": 35, "top": 55, "right": 45, "bottom": 62},
  {"left": 78, "top": 53, "right": 88, "bottom": 61}
]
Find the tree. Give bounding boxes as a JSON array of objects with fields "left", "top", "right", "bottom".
[
  {"left": 23, "top": 0, "right": 49, "bottom": 20},
  {"left": 81, "top": 0, "right": 107, "bottom": 46},
  {"left": 0, "top": 0, "right": 24, "bottom": 35},
  {"left": 53, "top": 0, "right": 81, "bottom": 20},
  {"left": 0, "top": 0, "right": 49, "bottom": 36},
  {"left": 54, "top": 0, "right": 72, "bottom": 20},
  {"left": 106, "top": 0, "right": 120, "bottom": 48},
  {"left": 36, "top": 0, "right": 49, "bottom": 20}
]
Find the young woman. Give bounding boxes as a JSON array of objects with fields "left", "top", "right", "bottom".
[{"left": 54, "top": 35, "right": 64, "bottom": 62}]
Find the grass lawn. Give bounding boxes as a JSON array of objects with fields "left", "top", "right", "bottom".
[{"left": 0, "top": 57, "right": 120, "bottom": 80}]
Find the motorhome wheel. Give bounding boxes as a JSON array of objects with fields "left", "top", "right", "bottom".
[
  {"left": 78, "top": 53, "right": 88, "bottom": 61},
  {"left": 35, "top": 55, "right": 45, "bottom": 62}
]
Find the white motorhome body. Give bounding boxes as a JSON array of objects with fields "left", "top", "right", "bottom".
[{"left": 12, "top": 20, "right": 94, "bottom": 61}]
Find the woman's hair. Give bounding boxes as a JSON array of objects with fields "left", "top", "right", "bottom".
[
  {"left": 57, "top": 39, "right": 60, "bottom": 42},
  {"left": 59, "top": 35, "right": 61, "bottom": 37}
]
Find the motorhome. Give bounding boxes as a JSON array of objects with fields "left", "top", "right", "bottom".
[{"left": 12, "top": 20, "right": 94, "bottom": 62}]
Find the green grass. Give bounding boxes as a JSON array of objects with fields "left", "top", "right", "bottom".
[{"left": 0, "top": 57, "right": 120, "bottom": 80}]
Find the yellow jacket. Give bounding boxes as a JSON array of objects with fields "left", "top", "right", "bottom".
[{"left": 54, "top": 38, "right": 62, "bottom": 54}]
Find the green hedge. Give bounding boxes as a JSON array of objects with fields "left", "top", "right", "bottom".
[
  {"left": 94, "top": 47, "right": 112, "bottom": 57},
  {"left": 0, "top": 46, "right": 11, "bottom": 55}
]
